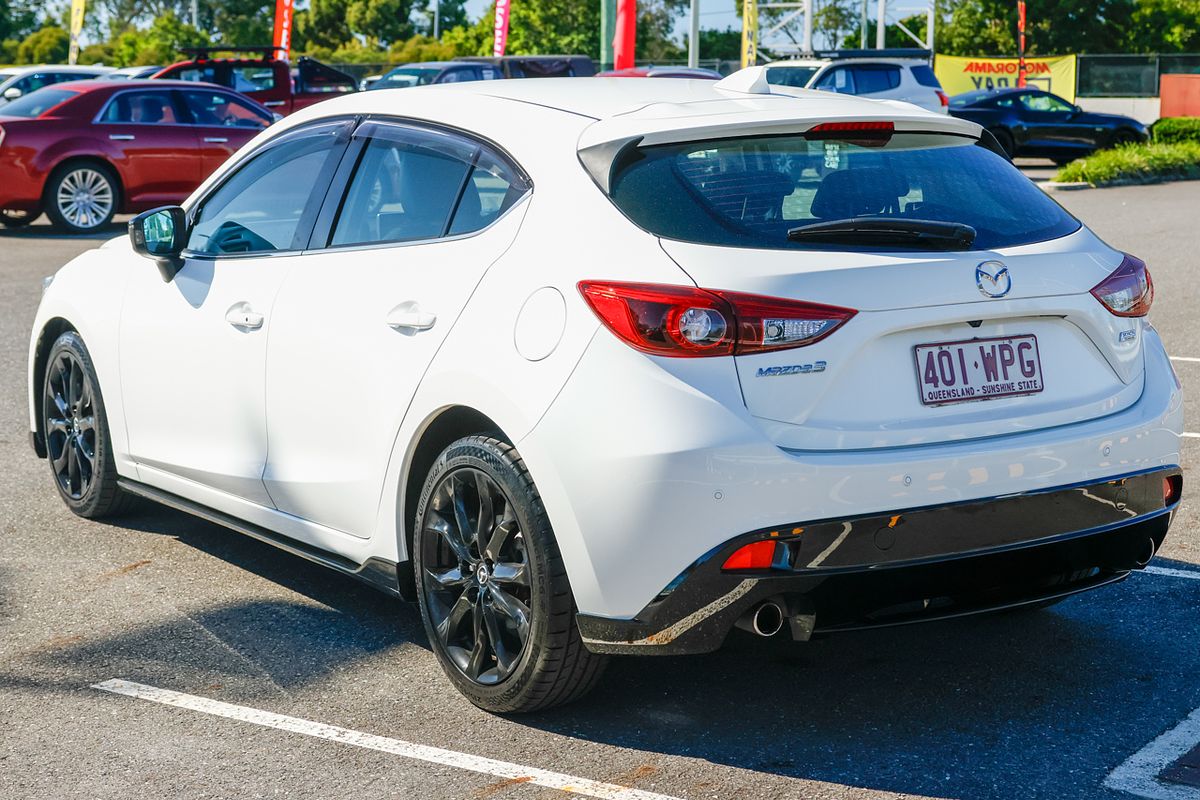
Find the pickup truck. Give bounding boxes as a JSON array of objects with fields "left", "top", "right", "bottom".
[{"left": 153, "top": 47, "right": 357, "bottom": 114}]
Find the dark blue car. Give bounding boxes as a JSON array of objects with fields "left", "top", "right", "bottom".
[{"left": 949, "top": 87, "right": 1148, "bottom": 164}]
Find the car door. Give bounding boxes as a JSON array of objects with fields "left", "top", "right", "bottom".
[
  {"left": 1017, "top": 91, "right": 1092, "bottom": 157},
  {"left": 261, "top": 120, "right": 530, "bottom": 537},
  {"left": 180, "top": 88, "right": 274, "bottom": 177},
  {"left": 93, "top": 89, "right": 202, "bottom": 207},
  {"left": 119, "top": 120, "right": 351, "bottom": 508}
]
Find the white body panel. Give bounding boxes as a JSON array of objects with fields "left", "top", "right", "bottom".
[{"left": 27, "top": 75, "right": 1182, "bottom": 627}]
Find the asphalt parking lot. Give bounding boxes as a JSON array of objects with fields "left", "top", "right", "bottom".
[{"left": 2, "top": 182, "right": 1200, "bottom": 800}]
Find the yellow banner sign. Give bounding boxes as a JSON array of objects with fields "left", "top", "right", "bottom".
[
  {"left": 741, "top": 0, "right": 758, "bottom": 69},
  {"left": 68, "top": 0, "right": 86, "bottom": 65},
  {"left": 934, "top": 54, "right": 1077, "bottom": 103}
]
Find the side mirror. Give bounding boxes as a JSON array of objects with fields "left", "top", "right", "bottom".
[
  {"left": 3, "top": 86, "right": 22, "bottom": 100},
  {"left": 1074, "top": 104, "right": 1084, "bottom": 114},
  {"left": 129, "top": 206, "right": 187, "bottom": 282},
  {"left": 271, "top": 112, "right": 284, "bottom": 123}
]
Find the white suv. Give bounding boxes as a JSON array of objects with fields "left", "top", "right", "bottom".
[
  {"left": 28, "top": 69, "right": 1181, "bottom": 713},
  {"left": 0, "top": 65, "right": 113, "bottom": 105},
  {"left": 766, "top": 55, "right": 949, "bottom": 113}
]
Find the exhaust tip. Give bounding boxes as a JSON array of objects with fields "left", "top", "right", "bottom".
[
  {"left": 1136, "top": 538, "right": 1157, "bottom": 568},
  {"left": 751, "top": 601, "right": 784, "bottom": 637}
]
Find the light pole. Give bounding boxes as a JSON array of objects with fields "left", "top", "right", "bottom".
[
  {"left": 688, "top": 0, "right": 699, "bottom": 68},
  {"left": 433, "top": 0, "right": 440, "bottom": 38}
]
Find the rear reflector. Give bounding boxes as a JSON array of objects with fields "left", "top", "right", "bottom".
[
  {"left": 578, "top": 281, "right": 855, "bottom": 358},
  {"left": 722, "top": 540, "right": 778, "bottom": 570},
  {"left": 1091, "top": 253, "right": 1153, "bottom": 317},
  {"left": 936, "top": 90, "right": 950, "bottom": 107},
  {"left": 1165, "top": 475, "right": 1182, "bottom": 506}
]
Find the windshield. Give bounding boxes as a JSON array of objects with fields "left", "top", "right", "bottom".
[
  {"left": 377, "top": 68, "right": 441, "bottom": 88},
  {"left": 608, "top": 131, "right": 1080, "bottom": 252},
  {"left": 0, "top": 89, "right": 79, "bottom": 118},
  {"left": 949, "top": 90, "right": 993, "bottom": 107},
  {"left": 765, "top": 66, "right": 820, "bottom": 88}
]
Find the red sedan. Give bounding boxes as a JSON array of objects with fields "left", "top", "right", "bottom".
[{"left": 0, "top": 79, "right": 274, "bottom": 233}]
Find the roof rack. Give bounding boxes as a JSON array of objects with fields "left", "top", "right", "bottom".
[{"left": 179, "top": 46, "right": 278, "bottom": 60}]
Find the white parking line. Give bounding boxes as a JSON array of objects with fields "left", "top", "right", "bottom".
[
  {"left": 92, "top": 679, "right": 681, "bottom": 800},
  {"left": 1104, "top": 706, "right": 1200, "bottom": 799},
  {"left": 1170, "top": 357, "right": 1200, "bottom": 363},
  {"left": 1144, "top": 565, "right": 1200, "bottom": 581}
]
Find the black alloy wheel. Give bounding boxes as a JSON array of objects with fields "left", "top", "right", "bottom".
[
  {"left": 42, "top": 331, "right": 132, "bottom": 518},
  {"left": 414, "top": 435, "right": 606, "bottom": 712},
  {"left": 46, "top": 348, "right": 97, "bottom": 501},
  {"left": 421, "top": 466, "right": 532, "bottom": 685}
]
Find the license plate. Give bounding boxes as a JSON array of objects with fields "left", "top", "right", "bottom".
[{"left": 914, "top": 335, "right": 1044, "bottom": 406}]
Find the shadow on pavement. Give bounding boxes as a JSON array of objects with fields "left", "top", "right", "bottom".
[{"left": 0, "top": 220, "right": 126, "bottom": 240}]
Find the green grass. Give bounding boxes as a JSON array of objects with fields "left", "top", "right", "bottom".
[{"left": 1053, "top": 141, "right": 1200, "bottom": 186}]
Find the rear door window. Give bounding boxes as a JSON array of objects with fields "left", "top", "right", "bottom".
[
  {"left": 813, "top": 67, "right": 853, "bottom": 93},
  {"left": 98, "top": 91, "right": 182, "bottom": 124},
  {"left": 850, "top": 65, "right": 902, "bottom": 94},
  {"left": 182, "top": 90, "right": 272, "bottom": 128},
  {"left": 608, "top": 131, "right": 1080, "bottom": 251}
]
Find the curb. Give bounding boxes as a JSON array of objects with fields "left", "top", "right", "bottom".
[{"left": 1038, "top": 181, "right": 1092, "bottom": 192}]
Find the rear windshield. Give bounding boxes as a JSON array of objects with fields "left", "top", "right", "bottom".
[
  {"left": 0, "top": 88, "right": 78, "bottom": 117},
  {"left": 608, "top": 132, "right": 1080, "bottom": 251}
]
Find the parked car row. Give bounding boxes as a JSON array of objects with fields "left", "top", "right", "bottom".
[{"left": 0, "top": 48, "right": 1149, "bottom": 234}]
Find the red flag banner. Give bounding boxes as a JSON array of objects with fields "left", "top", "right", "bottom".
[
  {"left": 273, "top": 0, "right": 294, "bottom": 61},
  {"left": 613, "top": 0, "right": 636, "bottom": 70},
  {"left": 493, "top": 0, "right": 511, "bottom": 57}
]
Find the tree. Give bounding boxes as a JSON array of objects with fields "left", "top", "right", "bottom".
[
  {"left": 686, "top": 27, "right": 741, "bottom": 61},
  {"left": 1126, "top": 0, "right": 1200, "bottom": 52},
  {"left": 638, "top": 0, "right": 687, "bottom": 61},
  {"left": 443, "top": 0, "right": 600, "bottom": 57},
  {"left": 17, "top": 25, "right": 70, "bottom": 64},
  {"left": 346, "top": 0, "right": 421, "bottom": 45},
  {"left": 301, "top": 0, "right": 353, "bottom": 50},
  {"left": 0, "top": 0, "right": 39, "bottom": 43}
]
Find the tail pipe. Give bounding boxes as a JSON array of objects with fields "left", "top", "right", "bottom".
[{"left": 735, "top": 599, "right": 785, "bottom": 637}]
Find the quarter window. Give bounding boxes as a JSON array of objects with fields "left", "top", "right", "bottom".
[{"left": 187, "top": 125, "right": 347, "bottom": 255}]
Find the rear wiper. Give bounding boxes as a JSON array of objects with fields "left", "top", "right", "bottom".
[{"left": 786, "top": 218, "right": 977, "bottom": 250}]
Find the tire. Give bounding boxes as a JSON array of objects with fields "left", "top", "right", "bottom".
[
  {"left": 414, "top": 435, "right": 607, "bottom": 713},
  {"left": 44, "top": 162, "right": 119, "bottom": 234},
  {"left": 1, "top": 208, "right": 38, "bottom": 227},
  {"left": 1109, "top": 130, "right": 1139, "bottom": 149},
  {"left": 42, "top": 331, "right": 134, "bottom": 518},
  {"left": 989, "top": 128, "right": 1015, "bottom": 159}
]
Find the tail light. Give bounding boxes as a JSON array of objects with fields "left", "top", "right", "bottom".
[
  {"left": 936, "top": 90, "right": 949, "bottom": 108},
  {"left": 577, "top": 281, "right": 856, "bottom": 358},
  {"left": 1091, "top": 253, "right": 1153, "bottom": 317},
  {"left": 1165, "top": 474, "right": 1182, "bottom": 506}
]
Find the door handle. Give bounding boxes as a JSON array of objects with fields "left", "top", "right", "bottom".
[
  {"left": 263, "top": 100, "right": 285, "bottom": 107},
  {"left": 109, "top": 134, "right": 135, "bottom": 140},
  {"left": 225, "top": 305, "right": 264, "bottom": 330},
  {"left": 203, "top": 136, "right": 229, "bottom": 143},
  {"left": 386, "top": 304, "right": 437, "bottom": 332}
]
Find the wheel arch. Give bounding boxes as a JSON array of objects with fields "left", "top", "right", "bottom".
[
  {"left": 396, "top": 404, "right": 510, "bottom": 600},
  {"left": 29, "top": 316, "right": 78, "bottom": 458}
]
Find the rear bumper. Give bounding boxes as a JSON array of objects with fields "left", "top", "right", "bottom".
[{"left": 576, "top": 467, "right": 1180, "bottom": 655}]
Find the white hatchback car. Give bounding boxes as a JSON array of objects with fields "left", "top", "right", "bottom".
[
  {"left": 28, "top": 69, "right": 1182, "bottom": 712},
  {"left": 766, "top": 55, "right": 949, "bottom": 113}
]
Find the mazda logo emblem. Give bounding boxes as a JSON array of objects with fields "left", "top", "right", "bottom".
[{"left": 976, "top": 261, "right": 1011, "bottom": 298}]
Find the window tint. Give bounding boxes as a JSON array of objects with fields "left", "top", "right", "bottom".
[
  {"left": 182, "top": 90, "right": 271, "bottom": 128},
  {"left": 99, "top": 91, "right": 181, "bottom": 124},
  {"left": 765, "top": 66, "right": 819, "bottom": 88},
  {"left": 188, "top": 128, "right": 345, "bottom": 255},
  {"left": 440, "top": 67, "right": 479, "bottom": 83},
  {"left": 175, "top": 65, "right": 223, "bottom": 84},
  {"left": 232, "top": 66, "right": 275, "bottom": 92},
  {"left": 330, "top": 126, "right": 476, "bottom": 246},
  {"left": 813, "top": 67, "right": 853, "bottom": 93},
  {"left": 1020, "top": 92, "right": 1074, "bottom": 113},
  {"left": 851, "top": 65, "right": 901, "bottom": 94},
  {"left": 447, "top": 150, "right": 527, "bottom": 236},
  {"left": 0, "top": 88, "right": 78, "bottom": 117},
  {"left": 910, "top": 65, "right": 941, "bottom": 88},
  {"left": 480, "top": 67, "right": 502, "bottom": 80},
  {"left": 609, "top": 132, "right": 1080, "bottom": 252}
]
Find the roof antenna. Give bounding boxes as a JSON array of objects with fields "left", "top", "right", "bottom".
[{"left": 714, "top": 66, "right": 773, "bottom": 95}]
